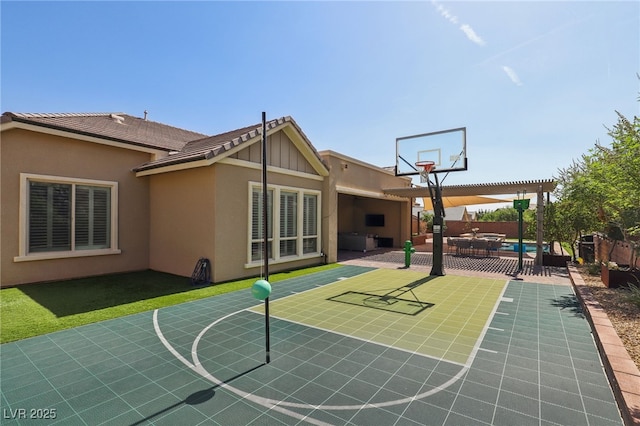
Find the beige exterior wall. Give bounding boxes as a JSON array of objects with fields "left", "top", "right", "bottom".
[
  {"left": 320, "top": 151, "right": 412, "bottom": 250},
  {"left": 148, "top": 131, "right": 326, "bottom": 283},
  {"left": 147, "top": 167, "right": 216, "bottom": 278},
  {"left": 1, "top": 129, "right": 152, "bottom": 286}
]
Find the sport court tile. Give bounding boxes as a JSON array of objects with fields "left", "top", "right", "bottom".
[{"left": 0, "top": 266, "right": 625, "bottom": 425}]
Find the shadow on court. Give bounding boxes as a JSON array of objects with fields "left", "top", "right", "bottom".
[
  {"left": 328, "top": 275, "right": 437, "bottom": 315},
  {"left": 130, "top": 363, "right": 265, "bottom": 425},
  {"left": 549, "top": 294, "right": 585, "bottom": 318}
]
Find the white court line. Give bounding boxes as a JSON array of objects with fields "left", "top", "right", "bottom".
[
  {"left": 153, "top": 307, "right": 469, "bottom": 412},
  {"left": 463, "top": 279, "right": 510, "bottom": 367},
  {"left": 152, "top": 310, "right": 330, "bottom": 426},
  {"left": 152, "top": 270, "right": 513, "bottom": 417}
]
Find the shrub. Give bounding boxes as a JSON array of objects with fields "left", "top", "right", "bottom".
[
  {"left": 625, "top": 283, "right": 640, "bottom": 309},
  {"left": 586, "top": 262, "right": 601, "bottom": 275}
]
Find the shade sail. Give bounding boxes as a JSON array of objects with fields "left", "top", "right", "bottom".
[{"left": 422, "top": 195, "right": 511, "bottom": 210}]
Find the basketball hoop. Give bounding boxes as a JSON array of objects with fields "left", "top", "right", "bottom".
[{"left": 416, "top": 161, "right": 436, "bottom": 183}]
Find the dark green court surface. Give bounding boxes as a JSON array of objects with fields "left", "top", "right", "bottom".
[{"left": 0, "top": 266, "right": 624, "bottom": 425}]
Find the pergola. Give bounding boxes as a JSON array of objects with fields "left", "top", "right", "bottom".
[{"left": 383, "top": 179, "right": 557, "bottom": 265}]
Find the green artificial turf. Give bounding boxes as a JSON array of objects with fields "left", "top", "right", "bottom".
[{"left": 0, "top": 265, "right": 340, "bottom": 343}]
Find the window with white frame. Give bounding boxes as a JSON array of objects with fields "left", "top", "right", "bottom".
[
  {"left": 17, "top": 174, "right": 119, "bottom": 260},
  {"left": 250, "top": 187, "right": 273, "bottom": 262},
  {"left": 249, "top": 183, "right": 320, "bottom": 264}
]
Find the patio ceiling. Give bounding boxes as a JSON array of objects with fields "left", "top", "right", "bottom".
[{"left": 383, "top": 179, "right": 556, "bottom": 199}]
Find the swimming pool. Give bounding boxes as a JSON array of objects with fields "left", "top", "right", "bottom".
[{"left": 501, "top": 242, "right": 549, "bottom": 253}]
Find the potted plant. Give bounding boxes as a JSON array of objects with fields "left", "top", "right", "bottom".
[{"left": 600, "top": 261, "right": 640, "bottom": 288}]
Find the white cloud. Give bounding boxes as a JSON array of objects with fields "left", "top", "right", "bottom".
[
  {"left": 460, "top": 24, "right": 486, "bottom": 46},
  {"left": 502, "top": 66, "right": 523, "bottom": 86},
  {"left": 435, "top": 3, "right": 458, "bottom": 24},
  {"left": 431, "top": 1, "right": 485, "bottom": 47}
]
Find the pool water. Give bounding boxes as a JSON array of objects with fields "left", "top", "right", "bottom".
[{"left": 501, "top": 243, "right": 549, "bottom": 253}]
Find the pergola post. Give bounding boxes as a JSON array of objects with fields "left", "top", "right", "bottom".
[{"left": 535, "top": 184, "right": 544, "bottom": 266}]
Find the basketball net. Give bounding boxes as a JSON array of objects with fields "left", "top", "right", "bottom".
[{"left": 417, "top": 161, "right": 435, "bottom": 184}]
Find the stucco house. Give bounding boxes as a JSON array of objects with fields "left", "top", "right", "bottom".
[{"left": 1, "top": 112, "right": 412, "bottom": 286}]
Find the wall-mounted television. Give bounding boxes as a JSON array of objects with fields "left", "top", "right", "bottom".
[{"left": 365, "top": 214, "right": 385, "bottom": 227}]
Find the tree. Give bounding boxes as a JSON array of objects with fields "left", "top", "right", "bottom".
[
  {"left": 553, "top": 110, "right": 639, "bottom": 265},
  {"left": 421, "top": 211, "right": 434, "bottom": 231}
]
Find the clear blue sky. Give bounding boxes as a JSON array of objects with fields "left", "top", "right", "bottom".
[{"left": 2, "top": 1, "right": 638, "bottom": 195}]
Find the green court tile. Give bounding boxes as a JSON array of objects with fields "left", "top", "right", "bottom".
[
  {"left": 582, "top": 395, "right": 625, "bottom": 420},
  {"left": 421, "top": 388, "right": 458, "bottom": 411},
  {"left": 154, "top": 404, "right": 210, "bottom": 426},
  {"left": 36, "top": 359, "right": 84, "bottom": 381},
  {"left": 77, "top": 397, "right": 132, "bottom": 425},
  {"left": 288, "top": 362, "right": 325, "bottom": 381},
  {"left": 312, "top": 370, "right": 353, "bottom": 389},
  {"left": 0, "top": 366, "right": 45, "bottom": 389},
  {"left": 2, "top": 379, "right": 56, "bottom": 404},
  {"left": 540, "top": 401, "right": 588, "bottom": 426},
  {"left": 133, "top": 392, "right": 184, "bottom": 421},
  {"left": 502, "top": 364, "right": 539, "bottom": 383},
  {"left": 105, "top": 372, "right": 150, "bottom": 396},
  {"left": 118, "top": 381, "right": 168, "bottom": 408},
  {"left": 96, "top": 409, "right": 146, "bottom": 426},
  {"left": 56, "top": 374, "right": 105, "bottom": 399},
  {"left": 458, "top": 380, "right": 499, "bottom": 404},
  {"left": 127, "top": 354, "right": 174, "bottom": 373},
  {"left": 574, "top": 366, "right": 614, "bottom": 387},
  {"left": 540, "top": 372, "right": 581, "bottom": 394},
  {"left": 351, "top": 405, "right": 413, "bottom": 426},
  {"left": 493, "top": 406, "right": 540, "bottom": 426},
  {"left": 580, "top": 382, "right": 618, "bottom": 401},
  {"left": 539, "top": 344, "right": 571, "bottom": 360},
  {"left": 402, "top": 399, "right": 450, "bottom": 425},
  {"left": 538, "top": 359, "right": 582, "bottom": 379},
  {"left": 540, "top": 388, "right": 586, "bottom": 412},
  {"left": 50, "top": 413, "right": 86, "bottom": 426},
  {"left": 155, "top": 370, "right": 203, "bottom": 393},
  {"left": 463, "top": 368, "right": 503, "bottom": 389},
  {"left": 382, "top": 374, "right": 425, "bottom": 397},
  {"left": 321, "top": 390, "right": 369, "bottom": 408},
  {"left": 299, "top": 408, "right": 352, "bottom": 426},
  {"left": 267, "top": 372, "right": 309, "bottom": 395},
  {"left": 66, "top": 387, "right": 119, "bottom": 413},
  {"left": 471, "top": 357, "right": 505, "bottom": 375},
  {"left": 497, "top": 391, "right": 539, "bottom": 418},
  {"left": 586, "top": 414, "right": 627, "bottom": 426},
  {"left": 450, "top": 394, "right": 496, "bottom": 424},
  {"left": 291, "top": 381, "right": 336, "bottom": 402},
  {"left": 506, "top": 353, "right": 538, "bottom": 370},
  {"left": 499, "top": 376, "right": 540, "bottom": 399}
]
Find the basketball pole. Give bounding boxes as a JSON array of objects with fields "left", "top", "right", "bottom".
[
  {"left": 427, "top": 172, "right": 445, "bottom": 276},
  {"left": 261, "top": 112, "right": 271, "bottom": 364}
]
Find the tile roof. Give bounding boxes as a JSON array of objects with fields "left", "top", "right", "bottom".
[
  {"left": 1, "top": 112, "right": 207, "bottom": 151},
  {"left": 133, "top": 115, "right": 322, "bottom": 173}
]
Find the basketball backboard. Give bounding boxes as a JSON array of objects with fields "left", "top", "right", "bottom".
[{"left": 395, "top": 127, "right": 467, "bottom": 176}]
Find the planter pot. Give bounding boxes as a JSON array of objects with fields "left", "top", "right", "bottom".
[
  {"left": 411, "top": 235, "right": 426, "bottom": 246},
  {"left": 542, "top": 254, "right": 571, "bottom": 267},
  {"left": 600, "top": 263, "right": 640, "bottom": 288}
]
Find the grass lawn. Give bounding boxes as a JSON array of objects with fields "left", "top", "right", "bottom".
[{"left": 0, "top": 265, "right": 340, "bottom": 344}]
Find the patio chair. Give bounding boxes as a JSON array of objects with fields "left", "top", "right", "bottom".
[
  {"left": 487, "top": 239, "right": 503, "bottom": 256},
  {"left": 447, "top": 238, "right": 456, "bottom": 254},
  {"left": 455, "top": 238, "right": 471, "bottom": 255},
  {"left": 471, "top": 239, "right": 489, "bottom": 257}
]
